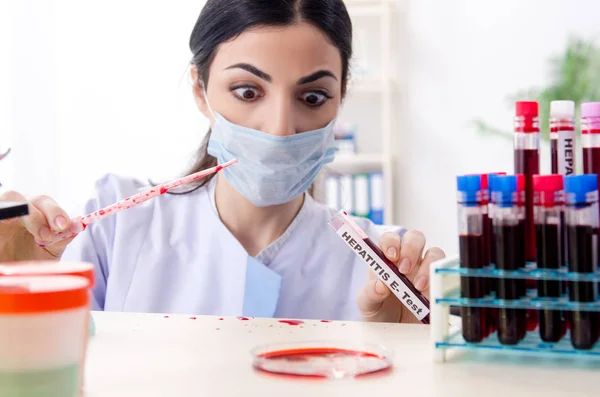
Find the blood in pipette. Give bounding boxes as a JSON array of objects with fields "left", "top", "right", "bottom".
[
  {"left": 567, "top": 225, "right": 599, "bottom": 350},
  {"left": 279, "top": 320, "right": 304, "bottom": 326},
  {"left": 237, "top": 317, "right": 250, "bottom": 321},
  {"left": 495, "top": 224, "right": 527, "bottom": 345},
  {"left": 160, "top": 187, "right": 168, "bottom": 194},
  {"left": 535, "top": 223, "right": 566, "bottom": 342}
]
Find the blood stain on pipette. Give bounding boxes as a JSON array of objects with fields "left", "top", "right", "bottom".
[
  {"left": 189, "top": 317, "right": 197, "bottom": 320},
  {"left": 218, "top": 318, "right": 224, "bottom": 320},
  {"left": 278, "top": 320, "right": 304, "bottom": 326},
  {"left": 237, "top": 317, "right": 250, "bottom": 321},
  {"left": 320, "top": 320, "right": 331, "bottom": 323},
  {"left": 160, "top": 187, "right": 168, "bottom": 194},
  {"left": 99, "top": 210, "right": 105, "bottom": 215}
]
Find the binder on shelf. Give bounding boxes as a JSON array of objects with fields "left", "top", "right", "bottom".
[
  {"left": 340, "top": 174, "right": 354, "bottom": 215},
  {"left": 353, "top": 173, "right": 370, "bottom": 218},
  {"left": 324, "top": 174, "right": 341, "bottom": 210},
  {"left": 369, "top": 172, "right": 384, "bottom": 225}
]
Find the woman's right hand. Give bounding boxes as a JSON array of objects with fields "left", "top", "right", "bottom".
[{"left": 0, "top": 190, "right": 79, "bottom": 262}]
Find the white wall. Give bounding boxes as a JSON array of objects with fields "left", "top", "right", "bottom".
[
  {"left": 2, "top": 0, "right": 599, "bottom": 257},
  {"left": 1, "top": 0, "right": 208, "bottom": 212},
  {"left": 396, "top": 0, "right": 600, "bottom": 256}
]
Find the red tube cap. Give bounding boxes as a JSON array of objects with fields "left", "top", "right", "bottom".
[
  {"left": 533, "top": 174, "right": 564, "bottom": 191},
  {"left": 516, "top": 101, "right": 539, "bottom": 117}
]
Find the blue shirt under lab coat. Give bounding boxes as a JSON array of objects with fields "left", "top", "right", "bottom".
[{"left": 61, "top": 174, "right": 404, "bottom": 321}]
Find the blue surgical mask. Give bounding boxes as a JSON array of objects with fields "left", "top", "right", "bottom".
[{"left": 205, "top": 104, "right": 336, "bottom": 207}]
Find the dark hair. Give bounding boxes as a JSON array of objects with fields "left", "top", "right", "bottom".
[{"left": 171, "top": 0, "right": 352, "bottom": 194}]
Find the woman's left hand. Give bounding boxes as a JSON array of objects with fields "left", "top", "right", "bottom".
[{"left": 356, "top": 230, "right": 446, "bottom": 323}]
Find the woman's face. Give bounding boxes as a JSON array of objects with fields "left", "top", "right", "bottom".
[{"left": 193, "top": 22, "right": 343, "bottom": 135}]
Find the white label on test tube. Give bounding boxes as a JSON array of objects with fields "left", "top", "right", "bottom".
[
  {"left": 332, "top": 218, "right": 430, "bottom": 321},
  {"left": 558, "top": 130, "right": 576, "bottom": 175}
]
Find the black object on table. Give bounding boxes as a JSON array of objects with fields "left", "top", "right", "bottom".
[{"left": 0, "top": 202, "right": 29, "bottom": 221}]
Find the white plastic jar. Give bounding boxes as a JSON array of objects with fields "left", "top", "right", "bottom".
[{"left": 0, "top": 275, "right": 90, "bottom": 397}]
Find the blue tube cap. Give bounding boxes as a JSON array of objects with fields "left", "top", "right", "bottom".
[
  {"left": 491, "top": 175, "right": 518, "bottom": 206},
  {"left": 564, "top": 174, "right": 598, "bottom": 204},
  {"left": 456, "top": 175, "right": 481, "bottom": 204}
]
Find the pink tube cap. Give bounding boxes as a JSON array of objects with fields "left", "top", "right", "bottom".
[
  {"left": 533, "top": 175, "right": 563, "bottom": 192},
  {"left": 516, "top": 101, "right": 538, "bottom": 117},
  {"left": 581, "top": 102, "right": 600, "bottom": 118}
]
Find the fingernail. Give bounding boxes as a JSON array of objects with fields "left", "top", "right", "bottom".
[
  {"left": 39, "top": 226, "right": 51, "bottom": 240},
  {"left": 415, "top": 276, "right": 427, "bottom": 290},
  {"left": 375, "top": 280, "right": 387, "bottom": 295},
  {"left": 54, "top": 216, "right": 67, "bottom": 230},
  {"left": 399, "top": 258, "right": 411, "bottom": 273},
  {"left": 386, "top": 247, "right": 397, "bottom": 260}
]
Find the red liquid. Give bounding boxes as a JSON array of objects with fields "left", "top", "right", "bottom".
[
  {"left": 583, "top": 147, "right": 600, "bottom": 176},
  {"left": 551, "top": 139, "right": 558, "bottom": 174},
  {"left": 459, "top": 235, "right": 488, "bottom": 343},
  {"left": 320, "top": 320, "right": 331, "bottom": 323},
  {"left": 254, "top": 348, "right": 390, "bottom": 379},
  {"left": 514, "top": 149, "right": 539, "bottom": 262},
  {"left": 237, "top": 317, "right": 250, "bottom": 321},
  {"left": 535, "top": 224, "right": 566, "bottom": 342},
  {"left": 279, "top": 320, "right": 304, "bottom": 326},
  {"left": 494, "top": 223, "right": 527, "bottom": 345},
  {"left": 363, "top": 238, "right": 430, "bottom": 324},
  {"left": 567, "top": 225, "right": 599, "bottom": 350}
]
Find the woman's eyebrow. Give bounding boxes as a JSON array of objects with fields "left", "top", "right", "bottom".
[
  {"left": 297, "top": 70, "right": 337, "bottom": 85},
  {"left": 224, "top": 63, "right": 272, "bottom": 82}
]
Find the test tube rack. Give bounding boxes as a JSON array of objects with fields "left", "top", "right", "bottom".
[{"left": 430, "top": 255, "right": 600, "bottom": 363}]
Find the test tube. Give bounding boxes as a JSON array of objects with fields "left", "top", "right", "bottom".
[
  {"left": 492, "top": 175, "right": 527, "bottom": 345},
  {"left": 485, "top": 173, "right": 505, "bottom": 335},
  {"left": 514, "top": 101, "right": 540, "bottom": 263},
  {"left": 533, "top": 175, "right": 566, "bottom": 342},
  {"left": 457, "top": 175, "right": 488, "bottom": 343},
  {"left": 582, "top": 102, "right": 600, "bottom": 178},
  {"left": 564, "top": 174, "right": 599, "bottom": 350},
  {"left": 550, "top": 101, "right": 576, "bottom": 176}
]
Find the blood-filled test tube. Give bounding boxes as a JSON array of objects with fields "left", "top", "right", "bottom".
[
  {"left": 564, "top": 175, "right": 600, "bottom": 350},
  {"left": 550, "top": 101, "right": 576, "bottom": 176},
  {"left": 457, "top": 175, "right": 488, "bottom": 343},
  {"left": 582, "top": 102, "right": 600, "bottom": 301},
  {"left": 514, "top": 101, "right": 540, "bottom": 263},
  {"left": 492, "top": 175, "right": 527, "bottom": 345},
  {"left": 582, "top": 102, "right": 600, "bottom": 178},
  {"left": 533, "top": 175, "right": 567, "bottom": 342},
  {"left": 485, "top": 173, "right": 505, "bottom": 335},
  {"left": 517, "top": 173, "right": 538, "bottom": 331}
]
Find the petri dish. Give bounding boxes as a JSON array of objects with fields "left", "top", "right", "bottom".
[{"left": 250, "top": 341, "right": 394, "bottom": 380}]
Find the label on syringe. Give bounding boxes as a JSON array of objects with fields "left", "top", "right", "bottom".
[
  {"left": 557, "top": 130, "right": 575, "bottom": 175},
  {"left": 335, "top": 222, "right": 430, "bottom": 321}
]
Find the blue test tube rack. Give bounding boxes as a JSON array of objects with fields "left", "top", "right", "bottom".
[{"left": 430, "top": 256, "right": 600, "bottom": 363}]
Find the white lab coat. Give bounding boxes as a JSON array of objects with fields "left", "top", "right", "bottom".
[{"left": 61, "top": 174, "right": 404, "bottom": 321}]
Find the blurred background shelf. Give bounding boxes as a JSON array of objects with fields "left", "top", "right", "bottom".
[{"left": 325, "top": 153, "right": 388, "bottom": 174}]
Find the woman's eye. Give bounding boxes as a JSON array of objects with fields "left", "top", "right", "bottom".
[
  {"left": 232, "top": 86, "right": 261, "bottom": 101},
  {"left": 301, "top": 91, "right": 329, "bottom": 107}
]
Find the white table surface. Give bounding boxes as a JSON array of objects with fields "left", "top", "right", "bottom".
[{"left": 84, "top": 312, "right": 598, "bottom": 397}]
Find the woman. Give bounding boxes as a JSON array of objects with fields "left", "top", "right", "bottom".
[{"left": 0, "top": 0, "right": 445, "bottom": 323}]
